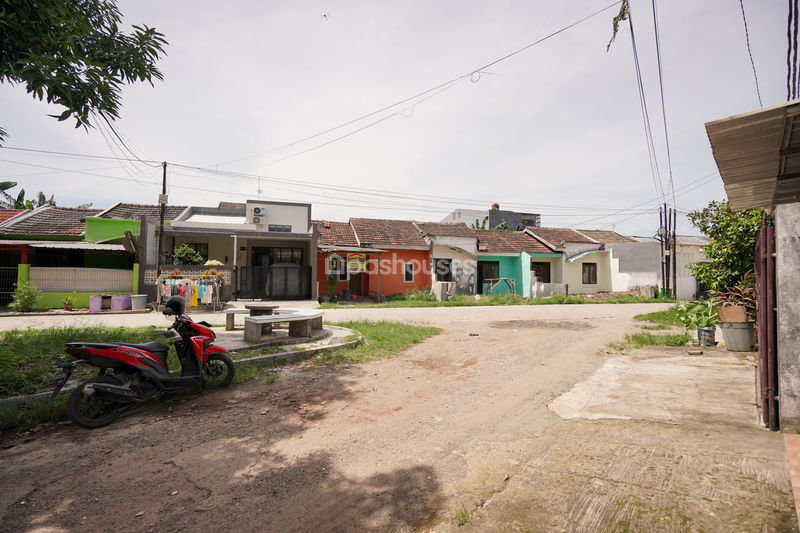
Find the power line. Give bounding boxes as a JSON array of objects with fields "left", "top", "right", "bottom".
[
  {"left": 651, "top": 0, "right": 677, "bottom": 209},
  {"left": 626, "top": 6, "right": 667, "bottom": 203},
  {"left": 739, "top": 0, "right": 763, "bottom": 107},
  {"left": 212, "top": 1, "right": 624, "bottom": 170},
  {"left": 571, "top": 171, "right": 718, "bottom": 227}
]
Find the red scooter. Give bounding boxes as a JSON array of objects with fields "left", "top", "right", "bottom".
[{"left": 51, "top": 296, "right": 235, "bottom": 428}]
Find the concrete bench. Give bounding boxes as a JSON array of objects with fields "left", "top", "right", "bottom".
[
  {"left": 225, "top": 309, "right": 250, "bottom": 331},
  {"left": 243, "top": 310, "right": 324, "bottom": 343}
]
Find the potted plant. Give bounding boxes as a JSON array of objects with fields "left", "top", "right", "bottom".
[
  {"left": 711, "top": 272, "right": 756, "bottom": 351},
  {"left": 676, "top": 299, "right": 719, "bottom": 346},
  {"left": 63, "top": 292, "right": 76, "bottom": 311}
]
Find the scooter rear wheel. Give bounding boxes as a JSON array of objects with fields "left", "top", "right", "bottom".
[
  {"left": 67, "top": 376, "right": 123, "bottom": 428},
  {"left": 201, "top": 354, "right": 235, "bottom": 389}
]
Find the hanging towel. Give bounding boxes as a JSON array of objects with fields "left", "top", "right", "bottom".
[{"left": 201, "top": 283, "right": 213, "bottom": 304}]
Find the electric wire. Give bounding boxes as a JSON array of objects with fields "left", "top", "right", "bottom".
[
  {"left": 739, "top": 0, "right": 763, "bottom": 107},
  {"left": 651, "top": 0, "right": 677, "bottom": 209},
  {"left": 212, "top": 1, "right": 624, "bottom": 170},
  {"left": 627, "top": 7, "right": 667, "bottom": 203}
]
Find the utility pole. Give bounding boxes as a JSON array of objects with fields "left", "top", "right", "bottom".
[
  {"left": 672, "top": 207, "right": 678, "bottom": 300},
  {"left": 658, "top": 207, "right": 666, "bottom": 297},
  {"left": 156, "top": 162, "right": 167, "bottom": 280}
]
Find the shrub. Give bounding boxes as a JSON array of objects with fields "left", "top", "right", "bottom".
[
  {"left": 172, "top": 244, "right": 204, "bottom": 265},
  {"left": 9, "top": 281, "right": 41, "bottom": 312},
  {"left": 675, "top": 300, "right": 718, "bottom": 329}
]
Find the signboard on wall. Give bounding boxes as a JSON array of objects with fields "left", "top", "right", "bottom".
[{"left": 347, "top": 253, "right": 366, "bottom": 273}]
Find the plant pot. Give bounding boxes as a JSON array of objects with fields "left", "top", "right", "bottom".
[
  {"left": 697, "top": 326, "right": 716, "bottom": 346},
  {"left": 318, "top": 295, "right": 330, "bottom": 303},
  {"left": 717, "top": 305, "right": 747, "bottom": 322},
  {"left": 720, "top": 321, "right": 755, "bottom": 351},
  {"left": 63, "top": 303, "right": 74, "bottom": 311}
]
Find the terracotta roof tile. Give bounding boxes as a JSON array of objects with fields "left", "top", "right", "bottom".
[
  {"left": 415, "top": 222, "right": 476, "bottom": 237},
  {"left": 0, "top": 210, "right": 23, "bottom": 223},
  {"left": 0, "top": 206, "right": 101, "bottom": 237},
  {"left": 99, "top": 203, "right": 187, "bottom": 221},
  {"left": 577, "top": 229, "right": 635, "bottom": 243},
  {"left": 477, "top": 231, "right": 556, "bottom": 254},
  {"left": 313, "top": 220, "right": 359, "bottom": 247},
  {"left": 350, "top": 218, "right": 428, "bottom": 247},
  {"left": 526, "top": 227, "right": 596, "bottom": 247}
]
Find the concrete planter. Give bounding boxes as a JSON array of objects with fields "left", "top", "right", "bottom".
[{"left": 720, "top": 321, "right": 756, "bottom": 351}]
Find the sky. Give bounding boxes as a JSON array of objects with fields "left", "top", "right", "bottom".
[{"left": 0, "top": 0, "right": 790, "bottom": 236}]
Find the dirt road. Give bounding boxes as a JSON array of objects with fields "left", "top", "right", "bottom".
[{"left": 0, "top": 304, "right": 794, "bottom": 532}]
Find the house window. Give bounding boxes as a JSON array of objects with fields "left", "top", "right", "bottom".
[
  {"left": 185, "top": 243, "right": 208, "bottom": 261},
  {"left": 268, "top": 224, "right": 292, "bottom": 232},
  {"left": 531, "top": 261, "right": 551, "bottom": 283},
  {"left": 329, "top": 256, "right": 348, "bottom": 281},
  {"left": 269, "top": 247, "right": 303, "bottom": 265},
  {"left": 404, "top": 262, "right": 414, "bottom": 283},
  {"left": 582, "top": 262, "right": 597, "bottom": 284},
  {"left": 433, "top": 258, "right": 452, "bottom": 282}
]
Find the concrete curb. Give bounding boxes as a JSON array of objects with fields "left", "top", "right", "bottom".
[
  {"left": 0, "top": 326, "right": 363, "bottom": 411},
  {"left": 231, "top": 326, "right": 363, "bottom": 368}
]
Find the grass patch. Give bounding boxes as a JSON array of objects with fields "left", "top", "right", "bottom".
[
  {"left": 0, "top": 325, "right": 169, "bottom": 397},
  {"left": 309, "top": 321, "right": 440, "bottom": 366},
  {"left": 454, "top": 505, "right": 472, "bottom": 526},
  {"left": 634, "top": 306, "right": 681, "bottom": 326},
  {"left": 638, "top": 323, "right": 671, "bottom": 331},
  {"left": 320, "top": 293, "right": 673, "bottom": 309},
  {"left": 610, "top": 332, "right": 691, "bottom": 352},
  {"left": 229, "top": 344, "right": 285, "bottom": 361},
  {"left": 0, "top": 396, "right": 67, "bottom": 431}
]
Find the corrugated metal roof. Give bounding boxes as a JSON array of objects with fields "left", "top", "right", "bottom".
[
  {"left": 0, "top": 240, "right": 126, "bottom": 251},
  {"left": 705, "top": 99, "right": 800, "bottom": 210}
]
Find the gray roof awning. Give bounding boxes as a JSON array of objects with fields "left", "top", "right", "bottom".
[{"left": 706, "top": 99, "right": 800, "bottom": 210}]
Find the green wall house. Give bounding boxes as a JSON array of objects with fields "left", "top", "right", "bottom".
[{"left": 475, "top": 232, "right": 561, "bottom": 296}]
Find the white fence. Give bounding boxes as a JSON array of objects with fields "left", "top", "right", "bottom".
[{"left": 29, "top": 267, "right": 133, "bottom": 292}]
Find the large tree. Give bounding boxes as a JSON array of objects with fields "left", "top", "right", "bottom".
[
  {"left": 688, "top": 200, "right": 768, "bottom": 292},
  {"left": 0, "top": 0, "right": 167, "bottom": 143}
]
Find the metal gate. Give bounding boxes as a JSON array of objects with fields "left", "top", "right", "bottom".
[
  {"left": 755, "top": 224, "right": 778, "bottom": 430},
  {"left": 0, "top": 267, "right": 17, "bottom": 306},
  {"left": 237, "top": 265, "right": 311, "bottom": 300}
]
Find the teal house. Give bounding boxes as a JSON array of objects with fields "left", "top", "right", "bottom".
[{"left": 476, "top": 231, "right": 561, "bottom": 296}]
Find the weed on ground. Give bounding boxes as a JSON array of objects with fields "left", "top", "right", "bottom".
[
  {"left": 308, "top": 321, "right": 440, "bottom": 366},
  {"left": 634, "top": 306, "right": 681, "bottom": 326},
  {"left": 608, "top": 331, "right": 691, "bottom": 353}
]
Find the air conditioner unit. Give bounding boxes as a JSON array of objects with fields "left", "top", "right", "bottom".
[
  {"left": 253, "top": 207, "right": 262, "bottom": 214},
  {"left": 252, "top": 216, "right": 261, "bottom": 224}
]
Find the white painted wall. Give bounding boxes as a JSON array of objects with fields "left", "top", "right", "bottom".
[
  {"left": 259, "top": 203, "right": 311, "bottom": 233},
  {"left": 562, "top": 252, "right": 613, "bottom": 294},
  {"left": 675, "top": 244, "right": 707, "bottom": 300}
]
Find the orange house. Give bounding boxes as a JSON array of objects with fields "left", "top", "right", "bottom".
[{"left": 314, "top": 218, "right": 432, "bottom": 300}]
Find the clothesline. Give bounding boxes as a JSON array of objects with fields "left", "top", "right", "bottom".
[{"left": 156, "top": 274, "right": 221, "bottom": 311}]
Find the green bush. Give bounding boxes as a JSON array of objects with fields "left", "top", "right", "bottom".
[
  {"left": 675, "top": 300, "right": 719, "bottom": 329},
  {"left": 172, "top": 244, "right": 204, "bottom": 265},
  {"left": 9, "top": 281, "right": 41, "bottom": 312}
]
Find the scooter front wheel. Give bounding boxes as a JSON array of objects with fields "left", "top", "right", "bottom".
[
  {"left": 67, "top": 376, "right": 123, "bottom": 428},
  {"left": 201, "top": 354, "right": 235, "bottom": 389}
]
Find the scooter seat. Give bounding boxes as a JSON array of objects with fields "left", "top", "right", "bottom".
[{"left": 114, "top": 342, "right": 170, "bottom": 355}]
